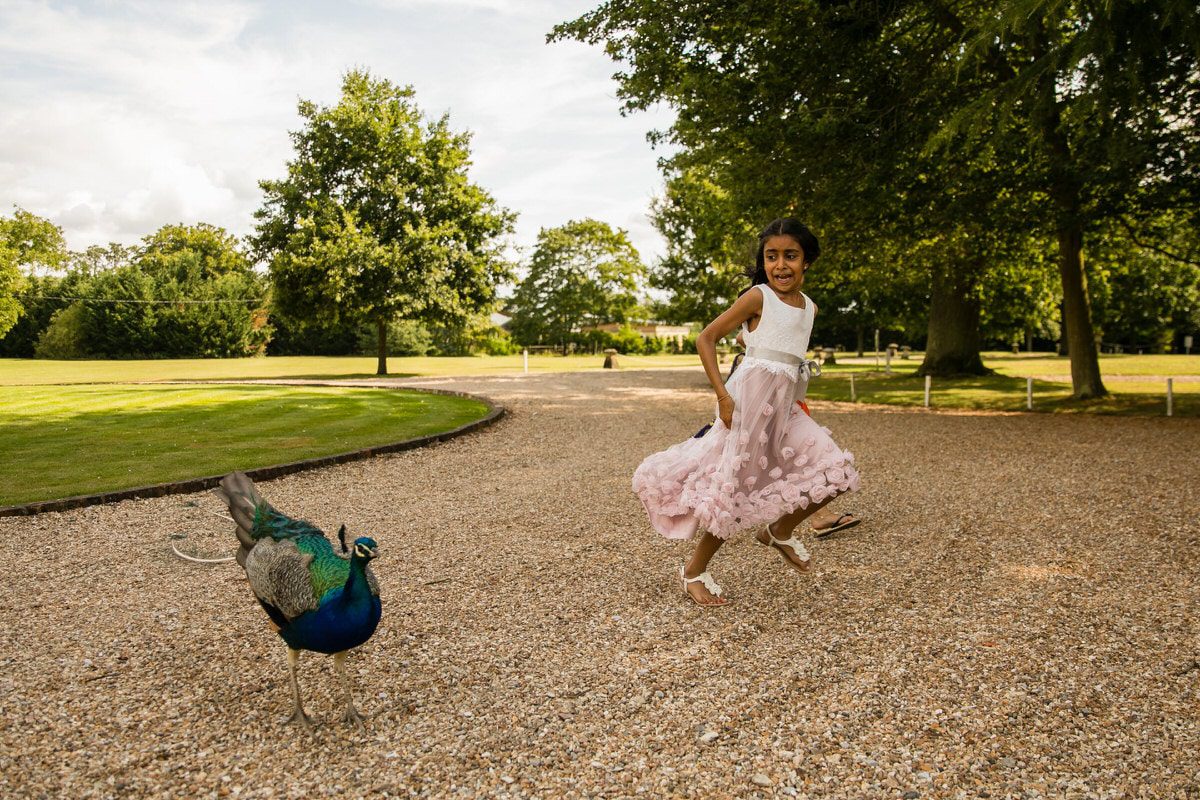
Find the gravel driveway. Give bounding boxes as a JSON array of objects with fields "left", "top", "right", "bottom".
[{"left": 2, "top": 368, "right": 1197, "bottom": 798}]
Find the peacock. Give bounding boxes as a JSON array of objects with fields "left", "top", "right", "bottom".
[{"left": 214, "top": 471, "right": 382, "bottom": 730}]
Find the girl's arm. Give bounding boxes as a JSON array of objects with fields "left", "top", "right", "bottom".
[{"left": 697, "top": 289, "right": 762, "bottom": 426}]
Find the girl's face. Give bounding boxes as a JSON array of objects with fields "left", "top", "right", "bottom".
[{"left": 762, "top": 234, "right": 806, "bottom": 294}]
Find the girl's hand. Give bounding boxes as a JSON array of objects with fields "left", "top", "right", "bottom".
[{"left": 717, "top": 394, "right": 735, "bottom": 428}]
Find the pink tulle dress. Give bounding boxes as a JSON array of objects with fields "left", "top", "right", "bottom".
[{"left": 633, "top": 285, "right": 861, "bottom": 540}]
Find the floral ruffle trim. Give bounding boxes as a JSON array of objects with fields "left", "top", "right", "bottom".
[{"left": 634, "top": 449, "right": 860, "bottom": 540}]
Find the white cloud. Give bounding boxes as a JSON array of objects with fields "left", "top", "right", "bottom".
[{"left": 0, "top": 0, "right": 674, "bottom": 263}]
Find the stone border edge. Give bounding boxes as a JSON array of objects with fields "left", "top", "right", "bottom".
[{"left": 0, "top": 384, "right": 504, "bottom": 518}]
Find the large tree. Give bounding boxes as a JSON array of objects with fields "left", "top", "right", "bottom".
[
  {"left": 0, "top": 241, "right": 124, "bottom": 358},
  {"left": 921, "top": 0, "right": 1198, "bottom": 394},
  {"left": 134, "top": 223, "right": 269, "bottom": 358},
  {"left": 647, "top": 166, "right": 754, "bottom": 325},
  {"left": 253, "top": 70, "right": 514, "bottom": 375},
  {"left": 507, "top": 219, "right": 644, "bottom": 350},
  {"left": 554, "top": 1, "right": 1038, "bottom": 377},
  {"left": 555, "top": 1, "right": 1198, "bottom": 393}
]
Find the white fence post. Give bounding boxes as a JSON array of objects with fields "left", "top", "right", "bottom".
[
  {"left": 850, "top": 374, "right": 856, "bottom": 402},
  {"left": 1027, "top": 377, "right": 1033, "bottom": 411},
  {"left": 924, "top": 374, "right": 931, "bottom": 408},
  {"left": 523, "top": 348, "right": 529, "bottom": 374},
  {"left": 885, "top": 347, "right": 892, "bottom": 375},
  {"left": 1167, "top": 378, "right": 1173, "bottom": 417}
]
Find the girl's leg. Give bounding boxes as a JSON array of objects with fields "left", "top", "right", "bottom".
[
  {"left": 774, "top": 495, "right": 834, "bottom": 537},
  {"left": 683, "top": 532, "right": 727, "bottom": 606},
  {"left": 761, "top": 495, "right": 835, "bottom": 569}
]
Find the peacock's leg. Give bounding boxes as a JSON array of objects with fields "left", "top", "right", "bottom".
[
  {"left": 285, "top": 648, "right": 315, "bottom": 729},
  {"left": 333, "top": 650, "right": 365, "bottom": 728}
]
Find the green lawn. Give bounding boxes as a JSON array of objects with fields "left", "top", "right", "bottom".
[{"left": 0, "top": 384, "right": 491, "bottom": 506}]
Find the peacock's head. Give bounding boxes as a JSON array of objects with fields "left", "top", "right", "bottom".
[{"left": 352, "top": 536, "right": 379, "bottom": 560}]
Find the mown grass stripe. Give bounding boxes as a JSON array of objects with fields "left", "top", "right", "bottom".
[{"left": 0, "top": 383, "right": 494, "bottom": 507}]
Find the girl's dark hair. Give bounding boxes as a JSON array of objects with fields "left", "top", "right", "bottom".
[{"left": 744, "top": 217, "right": 820, "bottom": 288}]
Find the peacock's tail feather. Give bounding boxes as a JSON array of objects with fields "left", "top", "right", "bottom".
[
  {"left": 251, "top": 504, "right": 326, "bottom": 542},
  {"left": 213, "top": 471, "right": 264, "bottom": 565}
]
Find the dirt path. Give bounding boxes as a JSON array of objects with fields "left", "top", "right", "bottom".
[{"left": 2, "top": 368, "right": 1197, "bottom": 798}]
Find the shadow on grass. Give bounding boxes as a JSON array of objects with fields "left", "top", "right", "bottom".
[
  {"left": 143, "top": 372, "right": 419, "bottom": 383},
  {"left": 807, "top": 372, "right": 1195, "bottom": 417}
]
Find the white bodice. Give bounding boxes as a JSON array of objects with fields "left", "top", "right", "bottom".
[{"left": 741, "top": 285, "right": 814, "bottom": 359}]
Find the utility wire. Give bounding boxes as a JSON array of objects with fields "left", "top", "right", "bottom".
[{"left": 15, "top": 294, "right": 263, "bottom": 305}]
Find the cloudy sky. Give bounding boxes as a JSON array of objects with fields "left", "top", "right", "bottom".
[{"left": 0, "top": 0, "right": 676, "bottom": 263}]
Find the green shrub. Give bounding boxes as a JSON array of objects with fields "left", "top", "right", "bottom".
[
  {"left": 267, "top": 314, "right": 360, "bottom": 355},
  {"left": 641, "top": 334, "right": 667, "bottom": 354},
  {"left": 611, "top": 325, "right": 646, "bottom": 354},
  {"left": 34, "top": 303, "right": 88, "bottom": 359},
  {"left": 82, "top": 268, "right": 158, "bottom": 357},
  {"left": 473, "top": 327, "right": 520, "bottom": 355},
  {"left": 154, "top": 272, "right": 268, "bottom": 357}
]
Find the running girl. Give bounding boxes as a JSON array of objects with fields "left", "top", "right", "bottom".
[{"left": 632, "top": 218, "right": 860, "bottom": 606}]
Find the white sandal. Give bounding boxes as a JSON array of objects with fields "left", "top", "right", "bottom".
[
  {"left": 758, "top": 523, "right": 811, "bottom": 572},
  {"left": 679, "top": 565, "right": 727, "bottom": 607}
]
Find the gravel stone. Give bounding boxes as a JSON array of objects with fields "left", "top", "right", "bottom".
[{"left": 1, "top": 368, "right": 1198, "bottom": 798}]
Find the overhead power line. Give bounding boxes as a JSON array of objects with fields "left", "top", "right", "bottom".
[{"left": 16, "top": 294, "right": 264, "bottom": 306}]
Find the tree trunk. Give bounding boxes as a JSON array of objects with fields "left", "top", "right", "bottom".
[
  {"left": 1056, "top": 223, "right": 1106, "bottom": 398},
  {"left": 376, "top": 317, "right": 388, "bottom": 376},
  {"left": 1057, "top": 303, "right": 1068, "bottom": 356},
  {"left": 918, "top": 262, "right": 989, "bottom": 377},
  {"left": 1028, "top": 41, "right": 1106, "bottom": 399}
]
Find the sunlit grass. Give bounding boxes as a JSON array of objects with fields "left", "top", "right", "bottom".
[
  {"left": 0, "top": 384, "right": 490, "bottom": 506},
  {"left": 983, "top": 351, "right": 1200, "bottom": 378}
]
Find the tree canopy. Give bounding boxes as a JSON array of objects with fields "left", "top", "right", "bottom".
[
  {"left": 0, "top": 208, "right": 68, "bottom": 337},
  {"left": 0, "top": 217, "right": 268, "bottom": 359},
  {"left": 507, "top": 219, "right": 645, "bottom": 349},
  {"left": 252, "top": 69, "right": 515, "bottom": 375},
  {"left": 0, "top": 238, "right": 22, "bottom": 339},
  {"left": 647, "top": 166, "right": 754, "bottom": 326},
  {"left": 934, "top": 0, "right": 1200, "bottom": 394},
  {"left": 554, "top": 0, "right": 1199, "bottom": 394}
]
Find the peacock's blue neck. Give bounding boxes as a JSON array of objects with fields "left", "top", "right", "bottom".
[
  {"left": 280, "top": 552, "right": 381, "bottom": 655},
  {"left": 339, "top": 555, "right": 373, "bottom": 607}
]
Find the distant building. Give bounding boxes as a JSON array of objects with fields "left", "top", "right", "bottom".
[{"left": 586, "top": 322, "right": 692, "bottom": 345}]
